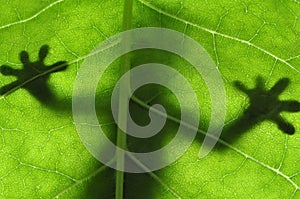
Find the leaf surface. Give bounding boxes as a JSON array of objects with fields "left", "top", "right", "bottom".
[{"left": 0, "top": 0, "right": 300, "bottom": 198}]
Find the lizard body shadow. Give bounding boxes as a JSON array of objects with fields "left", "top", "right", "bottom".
[
  {"left": 0, "top": 45, "right": 69, "bottom": 111},
  {"left": 220, "top": 76, "right": 300, "bottom": 147}
]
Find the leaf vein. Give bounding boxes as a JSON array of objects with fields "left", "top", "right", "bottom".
[
  {"left": 0, "top": 0, "right": 64, "bottom": 31},
  {"left": 137, "top": 0, "right": 300, "bottom": 74},
  {"left": 51, "top": 165, "right": 108, "bottom": 199},
  {"left": 131, "top": 95, "right": 300, "bottom": 191}
]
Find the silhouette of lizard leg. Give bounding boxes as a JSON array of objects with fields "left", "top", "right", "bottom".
[
  {"left": 39, "top": 45, "right": 49, "bottom": 61},
  {"left": 26, "top": 81, "right": 54, "bottom": 103},
  {"left": 270, "top": 115, "right": 295, "bottom": 135},
  {"left": 255, "top": 76, "right": 265, "bottom": 89},
  {"left": 234, "top": 81, "right": 250, "bottom": 94},
  {"left": 280, "top": 100, "right": 300, "bottom": 112},
  {"left": 0, "top": 65, "right": 20, "bottom": 76},
  {"left": 20, "top": 51, "right": 30, "bottom": 65},
  {"left": 50, "top": 61, "right": 68, "bottom": 72},
  {"left": 221, "top": 109, "right": 261, "bottom": 143},
  {"left": 0, "top": 81, "right": 21, "bottom": 95},
  {"left": 270, "top": 78, "right": 289, "bottom": 95}
]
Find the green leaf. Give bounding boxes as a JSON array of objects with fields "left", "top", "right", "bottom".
[{"left": 0, "top": 0, "right": 300, "bottom": 198}]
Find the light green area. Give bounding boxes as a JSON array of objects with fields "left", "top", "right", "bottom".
[{"left": 0, "top": 0, "right": 299, "bottom": 198}]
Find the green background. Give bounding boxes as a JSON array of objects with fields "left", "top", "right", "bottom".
[{"left": 0, "top": 0, "right": 299, "bottom": 198}]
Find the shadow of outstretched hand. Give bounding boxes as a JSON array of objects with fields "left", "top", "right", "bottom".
[
  {"left": 0, "top": 45, "right": 68, "bottom": 103},
  {"left": 221, "top": 76, "right": 300, "bottom": 146}
]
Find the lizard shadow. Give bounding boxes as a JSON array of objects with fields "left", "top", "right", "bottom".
[
  {"left": 3, "top": 46, "right": 300, "bottom": 198},
  {"left": 128, "top": 76, "right": 300, "bottom": 155},
  {"left": 0, "top": 45, "right": 70, "bottom": 111},
  {"left": 218, "top": 76, "right": 300, "bottom": 148},
  {"left": 0, "top": 46, "right": 119, "bottom": 198}
]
